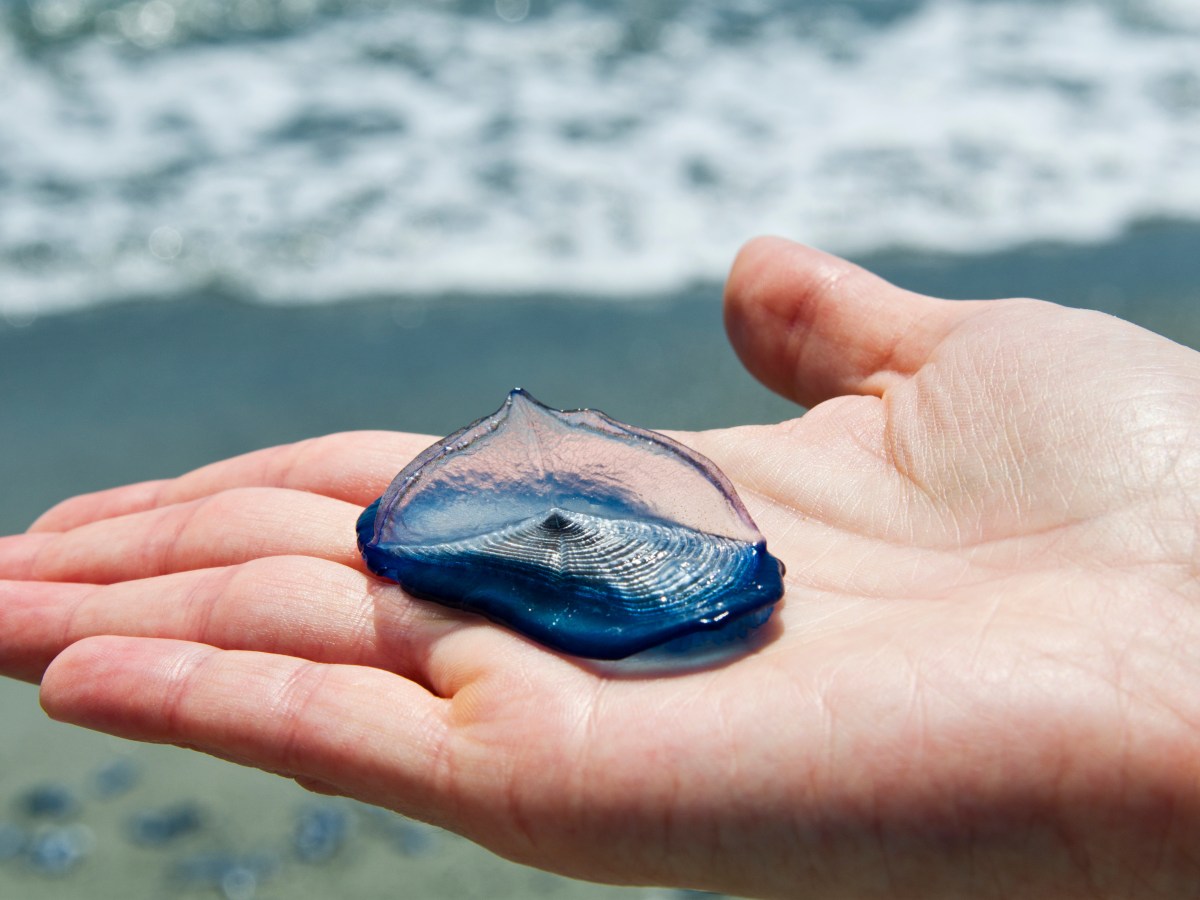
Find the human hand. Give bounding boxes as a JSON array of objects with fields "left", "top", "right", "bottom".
[{"left": 2, "top": 237, "right": 1198, "bottom": 899}]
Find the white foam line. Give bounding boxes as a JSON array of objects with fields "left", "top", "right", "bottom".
[{"left": 1, "top": 0, "right": 1199, "bottom": 316}]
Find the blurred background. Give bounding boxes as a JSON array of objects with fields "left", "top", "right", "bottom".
[{"left": 1, "top": 0, "right": 1199, "bottom": 896}]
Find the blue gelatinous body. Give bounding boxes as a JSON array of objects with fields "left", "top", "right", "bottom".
[
  {"left": 17, "top": 784, "right": 79, "bottom": 820},
  {"left": 91, "top": 758, "right": 141, "bottom": 799},
  {"left": 25, "top": 825, "right": 92, "bottom": 876},
  {"left": 125, "top": 802, "right": 204, "bottom": 847},
  {"left": 358, "top": 389, "right": 784, "bottom": 660},
  {"left": 292, "top": 804, "right": 350, "bottom": 863}
]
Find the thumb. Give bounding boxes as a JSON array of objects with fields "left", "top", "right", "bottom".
[{"left": 723, "top": 237, "right": 977, "bottom": 408}]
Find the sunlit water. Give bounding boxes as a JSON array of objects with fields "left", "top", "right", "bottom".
[{"left": 2, "top": 0, "right": 1199, "bottom": 317}]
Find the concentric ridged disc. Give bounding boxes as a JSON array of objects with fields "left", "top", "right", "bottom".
[{"left": 358, "top": 390, "right": 784, "bottom": 659}]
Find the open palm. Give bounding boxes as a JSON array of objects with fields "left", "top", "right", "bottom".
[{"left": 3, "top": 238, "right": 1199, "bottom": 899}]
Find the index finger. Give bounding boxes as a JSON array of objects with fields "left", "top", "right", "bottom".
[{"left": 28, "top": 431, "right": 435, "bottom": 534}]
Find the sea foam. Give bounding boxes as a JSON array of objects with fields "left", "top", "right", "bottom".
[{"left": 1, "top": 0, "right": 1199, "bottom": 316}]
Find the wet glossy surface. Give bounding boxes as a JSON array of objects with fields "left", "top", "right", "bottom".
[{"left": 358, "top": 390, "right": 784, "bottom": 659}]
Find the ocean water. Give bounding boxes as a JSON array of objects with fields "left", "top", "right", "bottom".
[{"left": 2, "top": 0, "right": 1200, "bottom": 317}]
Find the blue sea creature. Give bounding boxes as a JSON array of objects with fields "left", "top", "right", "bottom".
[
  {"left": 358, "top": 389, "right": 784, "bottom": 659},
  {"left": 292, "top": 804, "right": 349, "bottom": 863},
  {"left": 91, "top": 757, "right": 141, "bottom": 799},
  {"left": 125, "top": 801, "right": 203, "bottom": 847},
  {"left": 16, "top": 783, "right": 79, "bottom": 820},
  {"left": 25, "top": 824, "right": 93, "bottom": 876}
]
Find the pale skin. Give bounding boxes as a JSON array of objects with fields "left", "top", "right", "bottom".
[{"left": 2, "top": 236, "right": 1199, "bottom": 899}]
